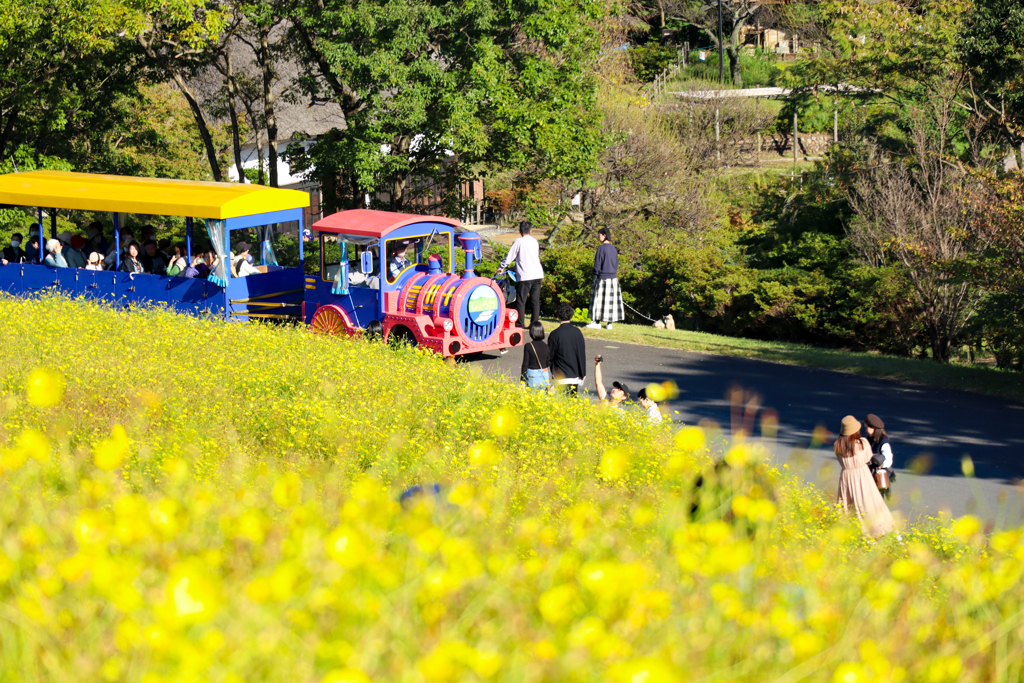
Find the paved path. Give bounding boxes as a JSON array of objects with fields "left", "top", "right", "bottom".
[{"left": 465, "top": 336, "right": 1024, "bottom": 526}]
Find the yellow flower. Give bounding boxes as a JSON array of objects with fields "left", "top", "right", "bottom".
[
  {"left": 833, "top": 662, "right": 866, "bottom": 683},
  {"left": 468, "top": 440, "right": 501, "bottom": 467},
  {"left": 532, "top": 640, "right": 558, "bottom": 660},
  {"left": 609, "top": 658, "right": 679, "bottom": 683},
  {"left": 489, "top": 408, "right": 519, "bottom": 437},
  {"left": 890, "top": 559, "right": 925, "bottom": 583},
  {"left": 538, "top": 584, "right": 581, "bottom": 625},
  {"left": 93, "top": 425, "right": 129, "bottom": 471},
  {"left": 321, "top": 668, "right": 371, "bottom": 683},
  {"left": 166, "top": 560, "right": 222, "bottom": 624},
  {"left": 951, "top": 515, "right": 981, "bottom": 542},
  {"left": 2, "top": 428, "right": 51, "bottom": 470},
  {"left": 25, "top": 368, "right": 65, "bottom": 408},
  {"left": 272, "top": 472, "right": 303, "bottom": 507},
  {"left": 674, "top": 426, "right": 704, "bottom": 452},
  {"left": 326, "top": 525, "right": 369, "bottom": 568},
  {"left": 599, "top": 448, "right": 630, "bottom": 481}
]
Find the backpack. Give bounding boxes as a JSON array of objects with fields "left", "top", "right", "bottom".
[{"left": 500, "top": 272, "right": 518, "bottom": 306}]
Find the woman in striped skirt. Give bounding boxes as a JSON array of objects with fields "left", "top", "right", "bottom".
[{"left": 587, "top": 228, "right": 624, "bottom": 329}]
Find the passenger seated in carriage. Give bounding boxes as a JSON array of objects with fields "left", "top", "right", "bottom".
[
  {"left": 3, "top": 233, "right": 25, "bottom": 264},
  {"left": 348, "top": 245, "right": 380, "bottom": 289}
]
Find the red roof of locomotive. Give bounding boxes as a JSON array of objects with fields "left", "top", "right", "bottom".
[{"left": 312, "top": 209, "right": 461, "bottom": 238}]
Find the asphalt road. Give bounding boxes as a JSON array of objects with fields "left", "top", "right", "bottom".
[{"left": 464, "top": 335, "right": 1024, "bottom": 527}]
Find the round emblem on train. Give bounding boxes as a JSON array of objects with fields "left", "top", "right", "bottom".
[{"left": 466, "top": 285, "right": 500, "bottom": 324}]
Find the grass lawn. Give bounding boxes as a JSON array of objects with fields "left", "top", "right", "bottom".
[{"left": 540, "top": 320, "right": 1024, "bottom": 404}]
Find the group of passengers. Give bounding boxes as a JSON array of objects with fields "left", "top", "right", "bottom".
[{"left": 2, "top": 222, "right": 262, "bottom": 280}]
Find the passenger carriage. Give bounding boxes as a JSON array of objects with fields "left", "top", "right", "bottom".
[{"left": 0, "top": 171, "right": 522, "bottom": 357}]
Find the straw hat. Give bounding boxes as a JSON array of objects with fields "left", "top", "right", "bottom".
[{"left": 840, "top": 415, "right": 861, "bottom": 436}]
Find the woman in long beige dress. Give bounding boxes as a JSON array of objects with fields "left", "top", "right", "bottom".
[{"left": 835, "top": 415, "right": 896, "bottom": 537}]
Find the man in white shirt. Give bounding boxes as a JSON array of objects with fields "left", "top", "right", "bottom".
[{"left": 497, "top": 221, "right": 544, "bottom": 328}]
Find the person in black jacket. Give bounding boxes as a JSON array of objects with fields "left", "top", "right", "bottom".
[
  {"left": 587, "top": 227, "right": 624, "bottom": 330},
  {"left": 520, "top": 321, "right": 552, "bottom": 389},
  {"left": 547, "top": 302, "right": 587, "bottom": 395},
  {"left": 2, "top": 233, "right": 25, "bottom": 264}
]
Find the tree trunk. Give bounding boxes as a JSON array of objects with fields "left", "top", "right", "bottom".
[
  {"left": 224, "top": 54, "right": 246, "bottom": 183},
  {"left": 926, "top": 323, "right": 950, "bottom": 362},
  {"left": 351, "top": 175, "right": 361, "bottom": 210},
  {"left": 145, "top": 46, "right": 223, "bottom": 182},
  {"left": 240, "top": 98, "right": 264, "bottom": 185},
  {"left": 727, "top": 47, "right": 742, "bottom": 87},
  {"left": 0, "top": 106, "right": 18, "bottom": 160},
  {"left": 727, "top": 11, "right": 749, "bottom": 88},
  {"left": 390, "top": 136, "right": 411, "bottom": 210},
  {"left": 259, "top": 28, "right": 279, "bottom": 188}
]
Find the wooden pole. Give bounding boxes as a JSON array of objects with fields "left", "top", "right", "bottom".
[
  {"left": 716, "top": 107, "right": 721, "bottom": 163},
  {"left": 793, "top": 111, "right": 798, "bottom": 166}
]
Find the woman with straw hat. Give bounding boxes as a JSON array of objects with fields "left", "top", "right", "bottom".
[{"left": 834, "top": 415, "right": 896, "bottom": 537}]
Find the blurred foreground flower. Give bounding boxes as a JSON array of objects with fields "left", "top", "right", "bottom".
[
  {"left": 93, "top": 425, "right": 129, "bottom": 471},
  {"left": 674, "top": 427, "right": 704, "bottom": 452},
  {"left": 25, "top": 368, "right": 65, "bottom": 408}
]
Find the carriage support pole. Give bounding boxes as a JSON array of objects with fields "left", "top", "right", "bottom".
[
  {"left": 50, "top": 211, "right": 56, "bottom": 239},
  {"left": 186, "top": 217, "right": 193, "bottom": 261},
  {"left": 113, "top": 213, "right": 121, "bottom": 270},
  {"left": 36, "top": 209, "right": 43, "bottom": 262}
]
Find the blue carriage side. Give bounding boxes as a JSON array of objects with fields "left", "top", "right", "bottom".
[{"left": 0, "top": 171, "right": 310, "bottom": 320}]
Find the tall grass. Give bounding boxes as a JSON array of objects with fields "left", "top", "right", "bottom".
[{"left": 0, "top": 295, "right": 1018, "bottom": 682}]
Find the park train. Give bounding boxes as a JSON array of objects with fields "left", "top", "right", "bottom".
[{"left": 0, "top": 170, "right": 524, "bottom": 357}]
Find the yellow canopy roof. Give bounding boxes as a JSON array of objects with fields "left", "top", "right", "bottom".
[{"left": 0, "top": 170, "right": 310, "bottom": 219}]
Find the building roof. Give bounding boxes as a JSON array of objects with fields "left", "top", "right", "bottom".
[
  {"left": 312, "top": 209, "right": 461, "bottom": 238},
  {"left": 0, "top": 171, "right": 310, "bottom": 219}
]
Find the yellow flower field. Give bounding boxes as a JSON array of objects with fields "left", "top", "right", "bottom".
[{"left": 0, "top": 295, "right": 1019, "bottom": 682}]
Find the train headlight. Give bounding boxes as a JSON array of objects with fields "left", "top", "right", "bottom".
[
  {"left": 443, "top": 319, "right": 454, "bottom": 331},
  {"left": 507, "top": 309, "right": 518, "bottom": 323}
]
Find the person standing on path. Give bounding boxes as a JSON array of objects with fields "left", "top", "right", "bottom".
[
  {"left": 548, "top": 302, "right": 587, "bottom": 395},
  {"left": 520, "top": 321, "right": 552, "bottom": 390},
  {"left": 834, "top": 415, "right": 896, "bottom": 538},
  {"left": 864, "top": 413, "right": 895, "bottom": 500},
  {"left": 497, "top": 221, "right": 544, "bottom": 328},
  {"left": 587, "top": 228, "right": 624, "bottom": 330}
]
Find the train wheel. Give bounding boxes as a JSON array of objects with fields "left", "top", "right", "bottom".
[
  {"left": 310, "top": 304, "right": 349, "bottom": 335},
  {"left": 388, "top": 325, "right": 417, "bottom": 348}
]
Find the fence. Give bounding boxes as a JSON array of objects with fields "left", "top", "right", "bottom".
[{"left": 643, "top": 42, "right": 688, "bottom": 103}]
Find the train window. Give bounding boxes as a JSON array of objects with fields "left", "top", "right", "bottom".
[
  {"left": 320, "top": 234, "right": 343, "bottom": 283},
  {"left": 384, "top": 232, "right": 450, "bottom": 283}
]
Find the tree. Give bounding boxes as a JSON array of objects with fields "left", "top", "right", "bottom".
[
  {"left": 290, "top": 0, "right": 606, "bottom": 213},
  {"left": 961, "top": 174, "right": 1024, "bottom": 369},
  {"left": 669, "top": 0, "right": 768, "bottom": 87},
  {"left": 135, "top": 0, "right": 231, "bottom": 181},
  {"left": 0, "top": 0, "right": 146, "bottom": 161},
  {"left": 846, "top": 95, "right": 988, "bottom": 363},
  {"left": 957, "top": 0, "right": 1024, "bottom": 162}
]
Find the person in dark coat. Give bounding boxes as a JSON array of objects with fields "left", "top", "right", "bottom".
[
  {"left": 864, "top": 413, "right": 895, "bottom": 499},
  {"left": 547, "top": 301, "right": 587, "bottom": 395},
  {"left": 3, "top": 233, "right": 25, "bottom": 263},
  {"left": 520, "top": 321, "right": 552, "bottom": 389},
  {"left": 587, "top": 227, "right": 624, "bottom": 329},
  {"left": 120, "top": 243, "right": 145, "bottom": 273},
  {"left": 22, "top": 235, "right": 41, "bottom": 264}
]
